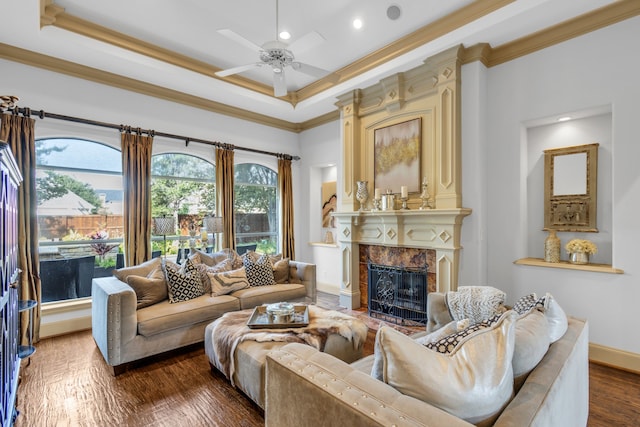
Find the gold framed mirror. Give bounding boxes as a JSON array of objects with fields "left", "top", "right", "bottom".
[{"left": 544, "top": 143, "right": 598, "bottom": 232}]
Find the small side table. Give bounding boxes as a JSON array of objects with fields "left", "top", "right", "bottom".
[{"left": 18, "top": 300, "right": 37, "bottom": 359}]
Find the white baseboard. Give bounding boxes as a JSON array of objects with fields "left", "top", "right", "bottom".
[
  {"left": 589, "top": 342, "right": 640, "bottom": 374},
  {"left": 40, "top": 315, "right": 92, "bottom": 339}
]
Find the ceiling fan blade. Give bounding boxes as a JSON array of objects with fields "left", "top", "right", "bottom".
[
  {"left": 217, "top": 28, "right": 262, "bottom": 52},
  {"left": 273, "top": 71, "right": 287, "bottom": 97},
  {"left": 288, "top": 31, "right": 325, "bottom": 54},
  {"left": 291, "top": 62, "right": 330, "bottom": 78},
  {"left": 215, "top": 63, "right": 259, "bottom": 77}
]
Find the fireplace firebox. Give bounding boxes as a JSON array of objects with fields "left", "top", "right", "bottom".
[{"left": 367, "top": 262, "right": 428, "bottom": 324}]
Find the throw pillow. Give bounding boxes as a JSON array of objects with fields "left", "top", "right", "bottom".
[
  {"left": 542, "top": 293, "right": 568, "bottom": 343},
  {"left": 191, "top": 248, "right": 242, "bottom": 269},
  {"left": 126, "top": 275, "right": 168, "bottom": 309},
  {"left": 207, "top": 267, "right": 250, "bottom": 296},
  {"left": 193, "top": 258, "right": 235, "bottom": 295},
  {"left": 372, "top": 319, "right": 464, "bottom": 381},
  {"left": 243, "top": 253, "right": 276, "bottom": 287},
  {"left": 445, "top": 286, "right": 507, "bottom": 324},
  {"left": 272, "top": 257, "right": 290, "bottom": 284},
  {"left": 512, "top": 307, "right": 550, "bottom": 390},
  {"left": 113, "top": 257, "right": 162, "bottom": 282},
  {"left": 164, "top": 259, "right": 205, "bottom": 303},
  {"left": 374, "top": 310, "right": 516, "bottom": 425},
  {"left": 512, "top": 292, "right": 567, "bottom": 343}
]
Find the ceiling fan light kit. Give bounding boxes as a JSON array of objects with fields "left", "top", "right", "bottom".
[{"left": 215, "top": 0, "right": 329, "bottom": 97}]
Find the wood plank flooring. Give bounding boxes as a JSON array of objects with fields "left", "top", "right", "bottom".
[{"left": 14, "top": 292, "right": 640, "bottom": 426}]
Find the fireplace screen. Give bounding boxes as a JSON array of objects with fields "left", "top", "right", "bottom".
[{"left": 367, "top": 262, "right": 428, "bottom": 324}]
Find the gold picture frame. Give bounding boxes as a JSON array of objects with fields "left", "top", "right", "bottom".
[
  {"left": 374, "top": 118, "right": 421, "bottom": 194},
  {"left": 544, "top": 143, "right": 598, "bottom": 232}
]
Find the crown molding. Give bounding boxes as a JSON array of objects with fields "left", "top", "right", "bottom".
[
  {"left": 39, "top": 0, "right": 513, "bottom": 106},
  {"left": 17, "top": 0, "right": 640, "bottom": 132},
  {"left": 488, "top": 0, "right": 640, "bottom": 67},
  {"left": 0, "top": 43, "right": 300, "bottom": 133}
]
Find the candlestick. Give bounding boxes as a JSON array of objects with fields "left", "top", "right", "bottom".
[
  {"left": 400, "top": 185, "right": 408, "bottom": 199},
  {"left": 374, "top": 188, "right": 381, "bottom": 200}
]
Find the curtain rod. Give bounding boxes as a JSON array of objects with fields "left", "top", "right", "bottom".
[{"left": 6, "top": 105, "right": 300, "bottom": 161}]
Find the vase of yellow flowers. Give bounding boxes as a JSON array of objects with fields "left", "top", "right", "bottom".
[{"left": 565, "top": 239, "right": 597, "bottom": 265}]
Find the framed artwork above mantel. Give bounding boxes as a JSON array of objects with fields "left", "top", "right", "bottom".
[{"left": 373, "top": 118, "right": 421, "bottom": 194}]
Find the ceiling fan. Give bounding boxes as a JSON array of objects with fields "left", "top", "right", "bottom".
[{"left": 215, "top": 0, "right": 330, "bottom": 97}]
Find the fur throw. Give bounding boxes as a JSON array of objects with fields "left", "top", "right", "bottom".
[
  {"left": 446, "top": 286, "right": 507, "bottom": 324},
  {"left": 209, "top": 305, "right": 367, "bottom": 386}
]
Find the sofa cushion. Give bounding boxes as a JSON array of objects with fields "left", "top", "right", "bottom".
[
  {"left": 230, "top": 283, "right": 307, "bottom": 309},
  {"left": 243, "top": 253, "right": 276, "bottom": 287},
  {"left": 126, "top": 266, "right": 168, "bottom": 309},
  {"left": 164, "top": 259, "right": 206, "bottom": 303},
  {"left": 208, "top": 267, "right": 250, "bottom": 296},
  {"left": 113, "top": 257, "right": 162, "bottom": 282},
  {"left": 373, "top": 310, "right": 516, "bottom": 425},
  {"left": 137, "top": 294, "right": 240, "bottom": 337}
]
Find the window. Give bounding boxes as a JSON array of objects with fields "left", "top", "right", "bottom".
[
  {"left": 36, "top": 138, "right": 123, "bottom": 303},
  {"left": 151, "top": 153, "right": 216, "bottom": 256},
  {"left": 234, "top": 163, "right": 278, "bottom": 254}
]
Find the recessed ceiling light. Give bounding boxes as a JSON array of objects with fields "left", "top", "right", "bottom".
[
  {"left": 557, "top": 116, "right": 572, "bottom": 122},
  {"left": 353, "top": 18, "right": 363, "bottom": 30},
  {"left": 279, "top": 31, "right": 291, "bottom": 40}
]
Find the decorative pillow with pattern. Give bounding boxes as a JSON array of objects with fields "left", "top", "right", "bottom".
[
  {"left": 207, "top": 267, "right": 250, "bottom": 296},
  {"left": 373, "top": 311, "right": 516, "bottom": 425},
  {"left": 193, "top": 258, "right": 235, "bottom": 295},
  {"left": 512, "top": 293, "right": 543, "bottom": 314},
  {"left": 243, "top": 253, "right": 276, "bottom": 287},
  {"left": 164, "top": 259, "right": 205, "bottom": 303},
  {"left": 425, "top": 313, "right": 503, "bottom": 354},
  {"left": 512, "top": 292, "right": 567, "bottom": 343}
]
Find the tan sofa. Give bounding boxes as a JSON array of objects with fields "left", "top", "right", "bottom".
[
  {"left": 92, "top": 260, "right": 316, "bottom": 375},
  {"left": 265, "top": 301, "right": 589, "bottom": 426}
]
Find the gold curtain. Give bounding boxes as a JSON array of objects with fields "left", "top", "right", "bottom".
[
  {"left": 1, "top": 113, "right": 42, "bottom": 342},
  {"left": 278, "top": 156, "right": 295, "bottom": 259},
  {"left": 216, "top": 145, "right": 235, "bottom": 250},
  {"left": 121, "top": 131, "right": 153, "bottom": 266}
]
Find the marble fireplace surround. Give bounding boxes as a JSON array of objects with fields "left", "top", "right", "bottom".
[{"left": 333, "top": 209, "right": 470, "bottom": 309}]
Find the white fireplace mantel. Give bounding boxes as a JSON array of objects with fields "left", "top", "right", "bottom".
[{"left": 333, "top": 208, "right": 471, "bottom": 309}]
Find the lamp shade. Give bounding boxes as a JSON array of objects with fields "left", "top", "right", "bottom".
[
  {"left": 153, "top": 216, "right": 175, "bottom": 236},
  {"left": 205, "top": 216, "right": 223, "bottom": 233}
]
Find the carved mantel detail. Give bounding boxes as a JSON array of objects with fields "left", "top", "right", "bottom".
[
  {"left": 333, "top": 209, "right": 470, "bottom": 309},
  {"left": 333, "top": 45, "right": 468, "bottom": 309}
]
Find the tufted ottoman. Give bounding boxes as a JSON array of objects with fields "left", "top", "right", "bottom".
[{"left": 204, "top": 305, "right": 368, "bottom": 408}]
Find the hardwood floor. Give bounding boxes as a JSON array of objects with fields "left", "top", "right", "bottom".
[{"left": 14, "top": 292, "right": 640, "bottom": 427}]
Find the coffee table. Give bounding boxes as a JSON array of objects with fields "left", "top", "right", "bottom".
[{"left": 204, "top": 305, "right": 368, "bottom": 408}]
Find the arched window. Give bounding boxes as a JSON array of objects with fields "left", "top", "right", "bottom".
[
  {"left": 234, "top": 163, "right": 278, "bottom": 254},
  {"left": 36, "top": 138, "right": 123, "bottom": 303},
  {"left": 151, "top": 153, "right": 216, "bottom": 255}
]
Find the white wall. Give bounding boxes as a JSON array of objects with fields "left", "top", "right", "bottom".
[
  {"left": 473, "top": 16, "right": 640, "bottom": 355},
  {"left": 298, "top": 121, "right": 342, "bottom": 294}
]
